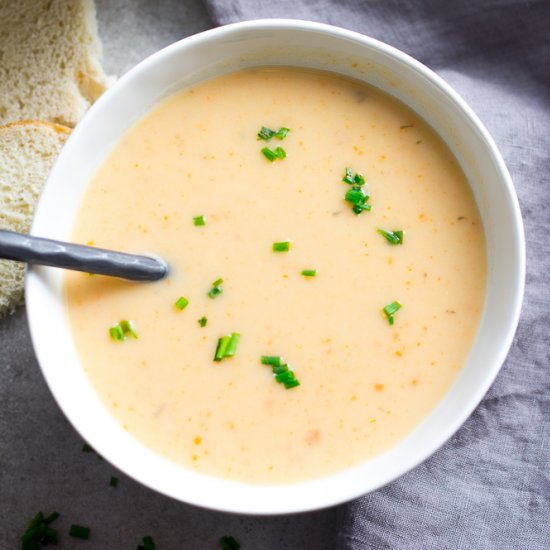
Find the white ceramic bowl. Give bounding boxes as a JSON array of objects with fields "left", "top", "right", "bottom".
[{"left": 26, "top": 19, "right": 525, "bottom": 514}]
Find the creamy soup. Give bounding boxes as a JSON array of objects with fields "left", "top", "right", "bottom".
[{"left": 65, "top": 68, "right": 486, "bottom": 483}]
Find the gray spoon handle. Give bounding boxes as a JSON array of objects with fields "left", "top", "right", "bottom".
[{"left": 0, "top": 230, "right": 167, "bottom": 282}]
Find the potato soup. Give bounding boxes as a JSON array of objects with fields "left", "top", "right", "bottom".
[{"left": 65, "top": 68, "right": 486, "bottom": 483}]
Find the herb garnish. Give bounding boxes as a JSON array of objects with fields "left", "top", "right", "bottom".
[
  {"left": 198, "top": 316, "right": 208, "bottom": 327},
  {"left": 69, "top": 525, "right": 90, "bottom": 540},
  {"left": 137, "top": 535, "right": 156, "bottom": 550},
  {"left": 261, "top": 146, "right": 286, "bottom": 162},
  {"left": 272, "top": 241, "right": 290, "bottom": 252},
  {"left": 193, "top": 215, "right": 206, "bottom": 226},
  {"left": 208, "top": 278, "right": 224, "bottom": 299},
  {"left": 175, "top": 296, "right": 189, "bottom": 310},
  {"left": 261, "top": 355, "right": 300, "bottom": 389},
  {"left": 21, "top": 511, "right": 60, "bottom": 549},
  {"left": 214, "top": 333, "right": 240, "bottom": 361},
  {"left": 301, "top": 269, "right": 317, "bottom": 277},
  {"left": 342, "top": 167, "right": 365, "bottom": 185},
  {"left": 377, "top": 228, "right": 404, "bottom": 245},
  {"left": 345, "top": 185, "right": 372, "bottom": 214},
  {"left": 109, "top": 320, "right": 138, "bottom": 342},
  {"left": 219, "top": 535, "right": 241, "bottom": 550},
  {"left": 383, "top": 301, "right": 402, "bottom": 325},
  {"left": 257, "top": 126, "right": 290, "bottom": 141}
]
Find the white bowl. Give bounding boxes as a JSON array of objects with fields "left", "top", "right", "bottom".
[{"left": 26, "top": 19, "right": 525, "bottom": 514}]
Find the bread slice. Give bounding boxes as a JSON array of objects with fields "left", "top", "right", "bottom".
[
  {"left": 0, "top": 120, "right": 71, "bottom": 317},
  {"left": 0, "top": 0, "right": 110, "bottom": 127}
]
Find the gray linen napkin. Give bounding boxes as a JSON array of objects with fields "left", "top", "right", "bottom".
[{"left": 201, "top": 1, "right": 550, "bottom": 548}]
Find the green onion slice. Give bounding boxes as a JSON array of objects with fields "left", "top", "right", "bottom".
[
  {"left": 273, "top": 127, "right": 290, "bottom": 140},
  {"left": 257, "top": 126, "right": 275, "bottom": 140},
  {"left": 142, "top": 535, "right": 156, "bottom": 550},
  {"left": 214, "top": 336, "right": 231, "bottom": 361},
  {"left": 258, "top": 126, "right": 290, "bottom": 141},
  {"left": 224, "top": 333, "right": 241, "bottom": 357},
  {"left": 342, "top": 167, "right": 354, "bottom": 184},
  {"left": 193, "top": 215, "right": 206, "bottom": 226},
  {"left": 301, "top": 269, "right": 317, "bottom": 277},
  {"left": 198, "top": 316, "right": 208, "bottom": 328},
  {"left": 261, "top": 355, "right": 282, "bottom": 366},
  {"left": 214, "top": 333, "right": 240, "bottom": 361},
  {"left": 344, "top": 185, "right": 371, "bottom": 215},
  {"left": 377, "top": 228, "right": 404, "bottom": 245},
  {"left": 261, "top": 146, "right": 287, "bottom": 162},
  {"left": 69, "top": 525, "right": 90, "bottom": 540},
  {"left": 109, "top": 320, "right": 138, "bottom": 341},
  {"left": 284, "top": 378, "right": 301, "bottom": 389},
  {"left": 342, "top": 167, "right": 365, "bottom": 185},
  {"left": 272, "top": 241, "right": 290, "bottom": 252},
  {"left": 175, "top": 296, "right": 189, "bottom": 310},
  {"left": 383, "top": 301, "right": 402, "bottom": 325},
  {"left": 208, "top": 278, "right": 224, "bottom": 299},
  {"left": 219, "top": 535, "right": 241, "bottom": 550}
]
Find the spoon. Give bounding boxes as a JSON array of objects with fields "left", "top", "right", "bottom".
[{"left": 0, "top": 230, "right": 168, "bottom": 282}]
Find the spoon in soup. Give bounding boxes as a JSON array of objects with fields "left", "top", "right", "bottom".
[{"left": 0, "top": 230, "right": 167, "bottom": 281}]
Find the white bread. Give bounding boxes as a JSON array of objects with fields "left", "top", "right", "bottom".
[
  {"left": 0, "top": 120, "right": 70, "bottom": 317},
  {"left": 0, "top": 0, "right": 110, "bottom": 127}
]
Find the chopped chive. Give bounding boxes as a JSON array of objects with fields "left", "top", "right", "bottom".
[
  {"left": 301, "top": 269, "right": 317, "bottom": 277},
  {"left": 175, "top": 296, "right": 189, "bottom": 310},
  {"left": 208, "top": 286, "right": 222, "bottom": 298},
  {"left": 353, "top": 203, "right": 372, "bottom": 214},
  {"left": 224, "top": 333, "right": 241, "bottom": 357},
  {"left": 377, "top": 228, "right": 404, "bottom": 245},
  {"left": 109, "top": 324, "right": 124, "bottom": 341},
  {"left": 44, "top": 512, "right": 60, "bottom": 525},
  {"left": 198, "top": 316, "right": 208, "bottom": 328},
  {"left": 273, "top": 127, "right": 290, "bottom": 140},
  {"left": 258, "top": 126, "right": 290, "bottom": 141},
  {"left": 275, "top": 370, "right": 296, "bottom": 384},
  {"left": 208, "top": 278, "right": 224, "bottom": 299},
  {"left": 120, "top": 319, "right": 138, "bottom": 339},
  {"left": 142, "top": 535, "right": 156, "bottom": 550},
  {"left": 109, "top": 476, "right": 119, "bottom": 487},
  {"left": 219, "top": 535, "right": 241, "bottom": 550},
  {"left": 261, "top": 146, "right": 286, "bottom": 162},
  {"left": 383, "top": 301, "right": 402, "bottom": 325},
  {"left": 257, "top": 126, "right": 275, "bottom": 140},
  {"left": 354, "top": 172, "right": 365, "bottom": 185},
  {"left": 82, "top": 443, "right": 94, "bottom": 453},
  {"left": 342, "top": 167, "right": 366, "bottom": 185},
  {"left": 343, "top": 167, "right": 354, "bottom": 184},
  {"left": 284, "top": 378, "right": 301, "bottom": 389},
  {"left": 272, "top": 364, "right": 289, "bottom": 375},
  {"left": 262, "top": 355, "right": 300, "bottom": 389},
  {"left": 69, "top": 525, "right": 90, "bottom": 540},
  {"left": 345, "top": 186, "right": 368, "bottom": 205},
  {"left": 214, "top": 336, "right": 231, "bottom": 361},
  {"left": 261, "top": 355, "right": 282, "bottom": 367},
  {"left": 21, "top": 511, "right": 60, "bottom": 548},
  {"left": 344, "top": 185, "right": 371, "bottom": 215},
  {"left": 261, "top": 147, "right": 276, "bottom": 161},
  {"left": 272, "top": 241, "right": 290, "bottom": 252},
  {"left": 193, "top": 215, "right": 206, "bottom": 226},
  {"left": 110, "top": 320, "right": 138, "bottom": 342}
]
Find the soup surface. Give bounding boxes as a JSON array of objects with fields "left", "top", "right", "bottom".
[{"left": 65, "top": 68, "right": 486, "bottom": 483}]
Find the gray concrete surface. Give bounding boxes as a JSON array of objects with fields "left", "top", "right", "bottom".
[{"left": 0, "top": 1, "right": 338, "bottom": 547}]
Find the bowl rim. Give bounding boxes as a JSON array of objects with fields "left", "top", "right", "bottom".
[{"left": 26, "top": 18, "right": 525, "bottom": 515}]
